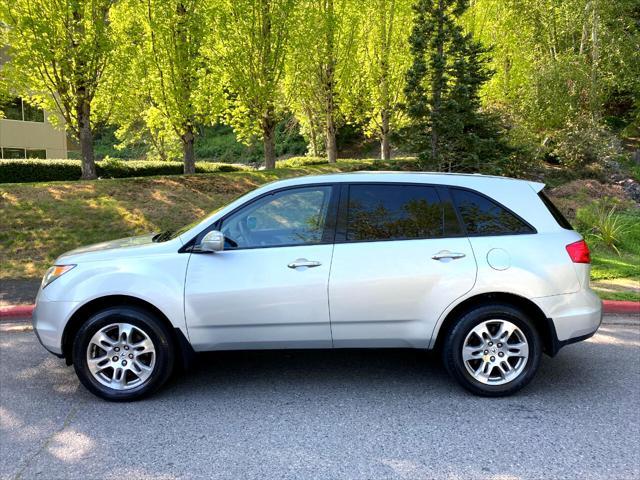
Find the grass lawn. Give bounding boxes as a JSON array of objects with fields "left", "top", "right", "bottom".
[
  {"left": 0, "top": 159, "right": 411, "bottom": 279},
  {"left": 1, "top": 158, "right": 637, "bottom": 302}
]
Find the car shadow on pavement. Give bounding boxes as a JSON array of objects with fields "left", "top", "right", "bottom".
[{"left": 158, "top": 324, "right": 639, "bottom": 401}]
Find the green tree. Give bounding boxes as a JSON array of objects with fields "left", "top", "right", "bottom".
[
  {"left": 464, "top": 0, "right": 640, "bottom": 133},
  {"left": 1, "top": 0, "right": 115, "bottom": 179},
  {"left": 110, "top": 0, "right": 214, "bottom": 173},
  {"left": 405, "top": 0, "right": 507, "bottom": 171},
  {"left": 204, "top": 0, "right": 295, "bottom": 169},
  {"left": 345, "top": 0, "right": 413, "bottom": 160},
  {"left": 286, "top": 0, "right": 359, "bottom": 162}
]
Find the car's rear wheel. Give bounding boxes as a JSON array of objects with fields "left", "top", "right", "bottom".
[
  {"left": 442, "top": 304, "right": 541, "bottom": 396},
  {"left": 72, "top": 306, "right": 174, "bottom": 401}
]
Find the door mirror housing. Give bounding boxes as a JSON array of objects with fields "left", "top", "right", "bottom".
[{"left": 199, "top": 230, "right": 225, "bottom": 253}]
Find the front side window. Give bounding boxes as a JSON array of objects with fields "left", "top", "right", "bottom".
[
  {"left": 451, "top": 188, "right": 534, "bottom": 235},
  {"left": 220, "top": 186, "right": 333, "bottom": 248},
  {"left": 346, "top": 184, "right": 460, "bottom": 242}
]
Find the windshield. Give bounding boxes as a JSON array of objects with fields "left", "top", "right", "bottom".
[{"left": 152, "top": 191, "right": 250, "bottom": 243}]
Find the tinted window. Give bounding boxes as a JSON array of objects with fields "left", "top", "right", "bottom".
[
  {"left": 26, "top": 149, "right": 46, "bottom": 159},
  {"left": 220, "top": 186, "right": 332, "bottom": 248},
  {"left": 23, "top": 102, "right": 45, "bottom": 122},
  {"left": 1, "top": 148, "right": 26, "bottom": 159},
  {"left": 346, "top": 184, "right": 460, "bottom": 241},
  {"left": 451, "top": 188, "right": 534, "bottom": 235},
  {"left": 538, "top": 190, "right": 573, "bottom": 230},
  {"left": 2, "top": 98, "right": 22, "bottom": 120}
]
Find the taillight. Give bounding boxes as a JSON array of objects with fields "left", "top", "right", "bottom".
[{"left": 566, "top": 240, "right": 590, "bottom": 263}]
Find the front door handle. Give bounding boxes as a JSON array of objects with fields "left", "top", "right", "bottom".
[
  {"left": 432, "top": 250, "right": 466, "bottom": 261},
  {"left": 288, "top": 259, "right": 322, "bottom": 269}
]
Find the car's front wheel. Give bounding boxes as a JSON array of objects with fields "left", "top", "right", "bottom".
[
  {"left": 442, "top": 304, "right": 541, "bottom": 396},
  {"left": 72, "top": 306, "right": 174, "bottom": 401}
]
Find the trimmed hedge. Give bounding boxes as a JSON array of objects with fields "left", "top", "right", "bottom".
[{"left": 0, "top": 159, "right": 251, "bottom": 183}]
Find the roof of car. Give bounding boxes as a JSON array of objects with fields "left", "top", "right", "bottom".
[{"left": 267, "top": 171, "right": 545, "bottom": 192}]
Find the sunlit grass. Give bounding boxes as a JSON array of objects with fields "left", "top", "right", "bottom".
[{"left": 0, "top": 161, "right": 406, "bottom": 279}]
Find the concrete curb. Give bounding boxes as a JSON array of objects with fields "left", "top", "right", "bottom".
[
  {"left": 602, "top": 300, "right": 640, "bottom": 314},
  {"left": 0, "top": 305, "right": 34, "bottom": 319},
  {"left": 1, "top": 300, "right": 638, "bottom": 322}
]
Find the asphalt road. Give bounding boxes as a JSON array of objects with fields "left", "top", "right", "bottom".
[{"left": 1, "top": 320, "right": 639, "bottom": 480}]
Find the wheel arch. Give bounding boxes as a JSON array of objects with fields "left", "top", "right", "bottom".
[
  {"left": 432, "top": 292, "right": 558, "bottom": 356},
  {"left": 61, "top": 295, "right": 194, "bottom": 367}
]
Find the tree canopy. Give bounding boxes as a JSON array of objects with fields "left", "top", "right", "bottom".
[{"left": 1, "top": 0, "right": 637, "bottom": 176}]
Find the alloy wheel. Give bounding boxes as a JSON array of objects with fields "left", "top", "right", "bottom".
[
  {"left": 86, "top": 323, "right": 156, "bottom": 390},
  {"left": 461, "top": 319, "right": 529, "bottom": 385}
]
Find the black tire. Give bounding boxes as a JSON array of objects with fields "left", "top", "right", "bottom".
[
  {"left": 442, "top": 304, "right": 541, "bottom": 397},
  {"left": 72, "top": 306, "right": 175, "bottom": 401}
]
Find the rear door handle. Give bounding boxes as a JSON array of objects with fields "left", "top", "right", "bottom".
[
  {"left": 288, "top": 259, "right": 322, "bottom": 269},
  {"left": 432, "top": 251, "right": 466, "bottom": 261}
]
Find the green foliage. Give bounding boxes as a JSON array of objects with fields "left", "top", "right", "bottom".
[
  {"left": 546, "top": 116, "right": 623, "bottom": 168},
  {"left": 576, "top": 199, "right": 635, "bottom": 255},
  {"left": 404, "top": 0, "right": 512, "bottom": 172},
  {"left": 275, "top": 157, "right": 330, "bottom": 168},
  {"left": 91, "top": 121, "right": 307, "bottom": 163},
  {"left": 108, "top": 0, "right": 217, "bottom": 170},
  {"left": 202, "top": 0, "right": 296, "bottom": 168},
  {"left": 340, "top": 0, "right": 413, "bottom": 158},
  {"left": 465, "top": 0, "right": 640, "bottom": 133},
  {"left": 284, "top": 0, "right": 361, "bottom": 161},
  {"left": 0, "top": 159, "right": 250, "bottom": 183}
]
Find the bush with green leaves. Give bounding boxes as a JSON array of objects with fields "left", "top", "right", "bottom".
[
  {"left": 549, "top": 117, "right": 622, "bottom": 168},
  {"left": 576, "top": 199, "right": 632, "bottom": 255},
  {"left": 0, "top": 159, "right": 251, "bottom": 183}
]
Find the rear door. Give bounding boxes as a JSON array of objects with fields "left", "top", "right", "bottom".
[{"left": 328, "top": 183, "right": 477, "bottom": 348}]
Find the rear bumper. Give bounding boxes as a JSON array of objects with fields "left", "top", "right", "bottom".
[{"left": 533, "top": 288, "right": 603, "bottom": 355}]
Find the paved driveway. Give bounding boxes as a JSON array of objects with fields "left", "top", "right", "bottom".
[{"left": 1, "top": 320, "right": 639, "bottom": 480}]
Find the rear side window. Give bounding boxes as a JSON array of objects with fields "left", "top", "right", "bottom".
[
  {"left": 451, "top": 188, "right": 535, "bottom": 236},
  {"left": 346, "top": 184, "right": 461, "bottom": 242},
  {"left": 538, "top": 190, "right": 573, "bottom": 230}
]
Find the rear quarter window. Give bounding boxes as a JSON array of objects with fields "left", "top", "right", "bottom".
[
  {"left": 450, "top": 188, "right": 535, "bottom": 236},
  {"left": 538, "top": 190, "right": 574, "bottom": 230}
]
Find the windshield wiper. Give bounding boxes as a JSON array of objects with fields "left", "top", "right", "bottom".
[{"left": 152, "top": 229, "right": 175, "bottom": 242}]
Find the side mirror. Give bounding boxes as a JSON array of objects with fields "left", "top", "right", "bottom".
[{"left": 199, "top": 230, "right": 225, "bottom": 253}]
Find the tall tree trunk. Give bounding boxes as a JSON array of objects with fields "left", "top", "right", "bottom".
[
  {"left": 77, "top": 97, "right": 96, "bottom": 180},
  {"left": 589, "top": 0, "right": 600, "bottom": 118},
  {"left": 379, "top": 0, "right": 393, "bottom": 161},
  {"left": 380, "top": 109, "right": 391, "bottom": 160},
  {"left": 326, "top": 114, "right": 337, "bottom": 163},
  {"left": 181, "top": 128, "right": 195, "bottom": 174},
  {"left": 304, "top": 105, "right": 319, "bottom": 157},
  {"left": 262, "top": 107, "right": 277, "bottom": 169},
  {"left": 431, "top": 0, "right": 445, "bottom": 169},
  {"left": 324, "top": 0, "right": 337, "bottom": 164}
]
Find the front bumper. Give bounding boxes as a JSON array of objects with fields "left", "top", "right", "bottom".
[
  {"left": 533, "top": 288, "right": 603, "bottom": 355},
  {"left": 32, "top": 295, "right": 80, "bottom": 356}
]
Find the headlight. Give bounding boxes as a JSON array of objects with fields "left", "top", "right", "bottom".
[{"left": 42, "top": 265, "right": 76, "bottom": 289}]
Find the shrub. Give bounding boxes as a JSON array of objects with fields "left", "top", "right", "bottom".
[
  {"left": 549, "top": 117, "right": 622, "bottom": 168},
  {"left": 0, "top": 159, "right": 251, "bottom": 183},
  {"left": 275, "top": 156, "right": 329, "bottom": 168},
  {"left": 576, "top": 199, "right": 631, "bottom": 255}
]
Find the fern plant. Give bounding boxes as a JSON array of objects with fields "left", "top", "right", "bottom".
[{"left": 588, "top": 206, "right": 630, "bottom": 256}]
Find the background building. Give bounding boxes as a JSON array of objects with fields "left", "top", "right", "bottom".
[{"left": 0, "top": 96, "right": 68, "bottom": 159}]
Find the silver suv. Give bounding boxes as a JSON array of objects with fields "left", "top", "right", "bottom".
[{"left": 33, "top": 172, "right": 602, "bottom": 401}]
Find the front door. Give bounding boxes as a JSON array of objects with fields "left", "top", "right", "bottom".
[
  {"left": 328, "top": 183, "right": 477, "bottom": 348},
  {"left": 185, "top": 185, "right": 337, "bottom": 351}
]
